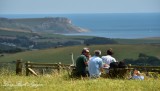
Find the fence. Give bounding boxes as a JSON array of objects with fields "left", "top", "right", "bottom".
[
  {"left": 128, "top": 65, "right": 160, "bottom": 73},
  {"left": 105, "top": 64, "right": 160, "bottom": 78},
  {"left": 15, "top": 60, "right": 72, "bottom": 76},
  {"left": 0, "top": 60, "right": 159, "bottom": 76}
]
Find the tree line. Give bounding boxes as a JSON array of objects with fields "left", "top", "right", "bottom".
[{"left": 124, "top": 53, "right": 160, "bottom": 66}]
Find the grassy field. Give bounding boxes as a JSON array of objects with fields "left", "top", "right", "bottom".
[
  {"left": 0, "top": 71, "right": 160, "bottom": 91},
  {"left": 115, "top": 38, "right": 160, "bottom": 44},
  {"left": 0, "top": 29, "right": 33, "bottom": 37},
  {"left": 0, "top": 43, "right": 160, "bottom": 91},
  {"left": 0, "top": 44, "right": 160, "bottom": 64}
]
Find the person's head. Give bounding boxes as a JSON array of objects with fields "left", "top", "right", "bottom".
[
  {"left": 133, "top": 69, "right": 138, "bottom": 74},
  {"left": 137, "top": 71, "right": 141, "bottom": 76},
  {"left": 81, "top": 48, "right": 90, "bottom": 57},
  {"left": 133, "top": 70, "right": 141, "bottom": 76},
  {"left": 107, "top": 48, "right": 114, "bottom": 55},
  {"left": 94, "top": 50, "right": 101, "bottom": 56}
]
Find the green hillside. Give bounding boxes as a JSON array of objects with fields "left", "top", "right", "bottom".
[
  {"left": 0, "top": 29, "right": 34, "bottom": 37},
  {"left": 115, "top": 38, "right": 160, "bottom": 44},
  {"left": 0, "top": 44, "right": 159, "bottom": 64}
]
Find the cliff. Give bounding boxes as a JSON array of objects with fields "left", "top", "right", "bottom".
[{"left": 0, "top": 17, "right": 89, "bottom": 33}]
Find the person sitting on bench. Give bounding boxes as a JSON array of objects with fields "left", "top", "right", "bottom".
[{"left": 102, "top": 48, "right": 117, "bottom": 73}]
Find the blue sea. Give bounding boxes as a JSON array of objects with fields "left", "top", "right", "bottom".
[{"left": 0, "top": 13, "right": 160, "bottom": 39}]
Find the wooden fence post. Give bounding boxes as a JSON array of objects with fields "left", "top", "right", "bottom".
[
  {"left": 16, "top": 59, "right": 23, "bottom": 75},
  {"left": 57, "top": 62, "right": 61, "bottom": 73},
  {"left": 127, "top": 64, "right": 132, "bottom": 78},
  {"left": 26, "top": 61, "right": 30, "bottom": 76},
  {"left": 42, "top": 69, "right": 45, "bottom": 75},
  {"left": 128, "top": 64, "right": 131, "bottom": 67}
]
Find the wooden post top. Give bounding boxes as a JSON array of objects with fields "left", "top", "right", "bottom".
[{"left": 17, "top": 59, "right": 22, "bottom": 62}]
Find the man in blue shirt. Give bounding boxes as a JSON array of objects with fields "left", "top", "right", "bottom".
[{"left": 88, "top": 50, "right": 103, "bottom": 78}]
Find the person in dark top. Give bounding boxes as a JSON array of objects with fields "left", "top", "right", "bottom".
[{"left": 76, "top": 48, "right": 90, "bottom": 77}]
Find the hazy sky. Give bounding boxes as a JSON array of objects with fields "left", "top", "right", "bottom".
[{"left": 0, "top": 0, "right": 160, "bottom": 14}]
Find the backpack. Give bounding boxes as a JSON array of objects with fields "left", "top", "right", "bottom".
[
  {"left": 110, "top": 61, "right": 127, "bottom": 69},
  {"left": 110, "top": 62, "right": 119, "bottom": 69},
  {"left": 118, "top": 61, "right": 127, "bottom": 68}
]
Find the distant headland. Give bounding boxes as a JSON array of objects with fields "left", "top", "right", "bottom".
[{"left": 0, "top": 17, "right": 89, "bottom": 34}]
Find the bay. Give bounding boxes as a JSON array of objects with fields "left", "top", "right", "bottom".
[{"left": 0, "top": 13, "right": 160, "bottom": 39}]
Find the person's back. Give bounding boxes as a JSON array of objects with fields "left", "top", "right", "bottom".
[
  {"left": 102, "top": 48, "right": 117, "bottom": 68},
  {"left": 75, "top": 48, "right": 90, "bottom": 77},
  {"left": 76, "top": 55, "right": 87, "bottom": 74},
  {"left": 88, "top": 50, "right": 103, "bottom": 78},
  {"left": 101, "top": 48, "right": 117, "bottom": 74},
  {"left": 102, "top": 55, "right": 116, "bottom": 65}
]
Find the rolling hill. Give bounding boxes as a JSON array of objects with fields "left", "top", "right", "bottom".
[{"left": 0, "top": 44, "right": 159, "bottom": 64}]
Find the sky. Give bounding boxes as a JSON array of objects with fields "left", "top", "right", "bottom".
[{"left": 0, "top": 0, "right": 160, "bottom": 14}]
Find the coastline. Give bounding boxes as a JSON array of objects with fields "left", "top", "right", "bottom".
[{"left": 0, "top": 13, "right": 159, "bottom": 39}]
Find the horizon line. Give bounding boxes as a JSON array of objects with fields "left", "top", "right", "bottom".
[{"left": 0, "top": 12, "right": 160, "bottom": 15}]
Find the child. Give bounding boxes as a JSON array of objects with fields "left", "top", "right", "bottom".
[{"left": 131, "top": 70, "right": 144, "bottom": 80}]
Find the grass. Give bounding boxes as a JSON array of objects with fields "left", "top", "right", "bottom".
[
  {"left": 0, "top": 65, "right": 160, "bottom": 91},
  {"left": 1, "top": 44, "right": 159, "bottom": 91},
  {"left": 115, "top": 38, "right": 160, "bottom": 44},
  {"left": 0, "top": 44, "right": 160, "bottom": 64},
  {"left": 0, "top": 29, "right": 33, "bottom": 37},
  {"left": 0, "top": 70, "right": 160, "bottom": 91}
]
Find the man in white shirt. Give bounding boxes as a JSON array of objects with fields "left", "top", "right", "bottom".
[
  {"left": 88, "top": 50, "right": 103, "bottom": 78},
  {"left": 101, "top": 48, "right": 117, "bottom": 73}
]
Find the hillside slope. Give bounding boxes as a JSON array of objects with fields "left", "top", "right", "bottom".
[{"left": 0, "top": 44, "right": 159, "bottom": 64}]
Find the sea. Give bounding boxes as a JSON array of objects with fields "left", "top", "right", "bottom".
[{"left": 0, "top": 13, "right": 160, "bottom": 39}]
